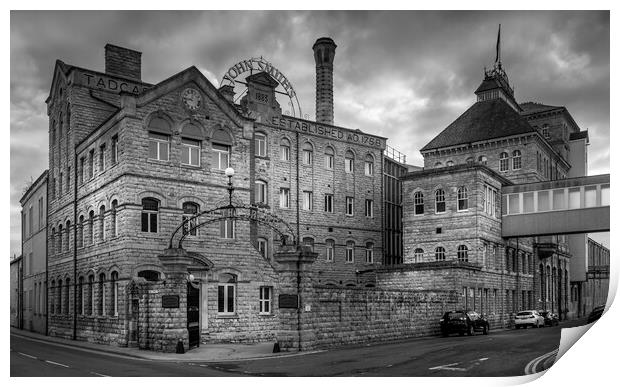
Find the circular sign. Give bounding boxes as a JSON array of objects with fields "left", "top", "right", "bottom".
[{"left": 181, "top": 87, "right": 202, "bottom": 111}]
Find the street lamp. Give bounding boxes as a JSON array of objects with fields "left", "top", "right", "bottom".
[{"left": 225, "top": 167, "right": 235, "bottom": 207}]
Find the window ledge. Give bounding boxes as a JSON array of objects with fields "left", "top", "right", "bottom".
[
  {"left": 255, "top": 156, "right": 270, "bottom": 161},
  {"left": 258, "top": 313, "right": 274, "bottom": 317},
  {"left": 181, "top": 163, "right": 202, "bottom": 169},
  {"left": 216, "top": 314, "right": 239, "bottom": 319}
]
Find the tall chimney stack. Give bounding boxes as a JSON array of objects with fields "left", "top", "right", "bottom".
[{"left": 312, "top": 37, "right": 337, "bottom": 125}]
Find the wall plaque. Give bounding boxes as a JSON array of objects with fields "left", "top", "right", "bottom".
[
  {"left": 162, "top": 295, "right": 180, "bottom": 308},
  {"left": 278, "top": 294, "right": 299, "bottom": 309}
]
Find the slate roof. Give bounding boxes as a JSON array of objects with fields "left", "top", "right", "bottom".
[
  {"left": 420, "top": 98, "right": 536, "bottom": 152},
  {"left": 519, "top": 102, "right": 564, "bottom": 115}
]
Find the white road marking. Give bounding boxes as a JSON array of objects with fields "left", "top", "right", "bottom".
[
  {"left": 429, "top": 358, "right": 489, "bottom": 372},
  {"left": 45, "top": 360, "right": 70, "bottom": 368},
  {"left": 429, "top": 362, "right": 460, "bottom": 370},
  {"left": 18, "top": 352, "right": 37, "bottom": 359},
  {"left": 524, "top": 349, "right": 558, "bottom": 374},
  {"left": 90, "top": 372, "right": 110, "bottom": 377}
]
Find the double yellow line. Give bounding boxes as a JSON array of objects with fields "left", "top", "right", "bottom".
[{"left": 524, "top": 349, "right": 558, "bottom": 375}]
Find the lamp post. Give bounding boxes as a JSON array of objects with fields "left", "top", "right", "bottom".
[{"left": 225, "top": 167, "right": 235, "bottom": 207}]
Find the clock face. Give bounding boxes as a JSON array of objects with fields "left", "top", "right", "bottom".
[{"left": 182, "top": 88, "right": 202, "bottom": 111}]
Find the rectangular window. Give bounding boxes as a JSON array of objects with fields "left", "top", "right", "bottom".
[
  {"left": 88, "top": 149, "right": 95, "bottom": 179},
  {"left": 181, "top": 138, "right": 201, "bottom": 166},
  {"left": 302, "top": 191, "right": 313, "bottom": 211},
  {"left": 552, "top": 189, "right": 565, "bottom": 210},
  {"left": 259, "top": 287, "right": 271, "bottom": 314},
  {"left": 79, "top": 157, "right": 85, "bottom": 184},
  {"left": 59, "top": 173, "right": 63, "bottom": 195},
  {"left": 38, "top": 197, "right": 44, "bottom": 229},
  {"left": 255, "top": 181, "right": 267, "bottom": 204},
  {"left": 365, "top": 199, "right": 374, "bottom": 218},
  {"left": 257, "top": 239, "right": 267, "bottom": 258},
  {"left": 523, "top": 192, "right": 535, "bottom": 213},
  {"left": 568, "top": 187, "right": 581, "bottom": 209},
  {"left": 324, "top": 194, "right": 333, "bottom": 213},
  {"left": 508, "top": 194, "right": 520, "bottom": 214},
  {"left": 601, "top": 184, "right": 610, "bottom": 206},
  {"left": 28, "top": 206, "right": 33, "bottom": 236},
  {"left": 365, "top": 161, "right": 374, "bottom": 176},
  {"left": 365, "top": 247, "right": 373, "bottom": 264},
  {"left": 111, "top": 135, "right": 118, "bottom": 164},
  {"left": 584, "top": 186, "right": 597, "bottom": 207},
  {"left": 346, "top": 243, "right": 354, "bottom": 263},
  {"left": 255, "top": 133, "right": 267, "bottom": 157},
  {"left": 218, "top": 284, "right": 235, "bottom": 314},
  {"left": 326, "top": 240, "right": 334, "bottom": 262},
  {"left": 346, "top": 196, "right": 354, "bottom": 216},
  {"left": 279, "top": 188, "right": 290, "bottom": 208},
  {"left": 99, "top": 143, "right": 106, "bottom": 172},
  {"left": 219, "top": 210, "right": 235, "bottom": 239},
  {"left": 212, "top": 143, "right": 230, "bottom": 170},
  {"left": 148, "top": 132, "right": 170, "bottom": 161}
]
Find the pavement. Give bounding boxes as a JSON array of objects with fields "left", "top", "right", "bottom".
[{"left": 10, "top": 327, "right": 302, "bottom": 362}]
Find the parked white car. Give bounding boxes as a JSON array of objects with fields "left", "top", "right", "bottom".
[{"left": 514, "top": 310, "right": 545, "bottom": 329}]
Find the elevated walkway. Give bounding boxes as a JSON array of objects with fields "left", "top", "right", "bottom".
[{"left": 501, "top": 174, "right": 609, "bottom": 238}]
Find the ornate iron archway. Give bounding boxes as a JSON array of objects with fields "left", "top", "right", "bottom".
[{"left": 168, "top": 168, "right": 298, "bottom": 250}]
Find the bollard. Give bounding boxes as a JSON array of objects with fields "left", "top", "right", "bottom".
[
  {"left": 176, "top": 339, "right": 185, "bottom": 354},
  {"left": 273, "top": 342, "right": 280, "bottom": 353}
]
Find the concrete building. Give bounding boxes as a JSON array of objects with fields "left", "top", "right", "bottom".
[
  {"left": 569, "top": 238, "right": 610, "bottom": 318},
  {"left": 19, "top": 171, "right": 48, "bottom": 333}
]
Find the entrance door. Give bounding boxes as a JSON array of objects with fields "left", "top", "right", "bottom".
[{"left": 187, "top": 283, "right": 200, "bottom": 348}]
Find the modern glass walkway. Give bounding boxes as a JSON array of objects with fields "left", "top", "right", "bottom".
[{"left": 501, "top": 174, "right": 610, "bottom": 237}]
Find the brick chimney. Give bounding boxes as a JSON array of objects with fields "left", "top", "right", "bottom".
[
  {"left": 312, "top": 37, "right": 337, "bottom": 125},
  {"left": 105, "top": 44, "right": 142, "bottom": 81}
]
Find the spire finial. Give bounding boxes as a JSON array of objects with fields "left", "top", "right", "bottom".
[{"left": 495, "top": 24, "right": 502, "bottom": 67}]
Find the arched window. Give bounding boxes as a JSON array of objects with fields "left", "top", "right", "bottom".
[
  {"left": 182, "top": 202, "right": 199, "bottom": 236},
  {"left": 302, "top": 142, "right": 313, "bottom": 165},
  {"left": 434, "top": 161, "right": 443, "bottom": 168},
  {"left": 325, "top": 239, "right": 335, "bottom": 262},
  {"left": 111, "top": 200, "right": 118, "bottom": 237},
  {"left": 99, "top": 273, "right": 106, "bottom": 316},
  {"left": 89, "top": 274, "right": 95, "bottom": 315},
  {"left": 256, "top": 237, "right": 267, "bottom": 258},
  {"left": 138, "top": 270, "right": 160, "bottom": 281},
  {"left": 457, "top": 245, "right": 468, "bottom": 262},
  {"left": 302, "top": 237, "right": 315, "bottom": 252},
  {"left": 77, "top": 215, "right": 84, "bottom": 248},
  {"left": 364, "top": 154, "right": 374, "bottom": 176},
  {"left": 346, "top": 241, "right": 355, "bottom": 263},
  {"left": 435, "top": 247, "right": 446, "bottom": 261},
  {"left": 345, "top": 150, "right": 354, "bottom": 173},
  {"left": 280, "top": 138, "right": 290, "bottom": 161},
  {"left": 446, "top": 160, "right": 454, "bottom": 167},
  {"left": 219, "top": 208, "right": 235, "bottom": 239},
  {"left": 111, "top": 271, "right": 119, "bottom": 316},
  {"left": 324, "top": 146, "right": 334, "bottom": 170},
  {"left": 99, "top": 205, "right": 106, "bottom": 241},
  {"left": 255, "top": 132, "right": 267, "bottom": 157},
  {"left": 512, "top": 150, "right": 522, "bottom": 170},
  {"left": 414, "top": 248, "right": 424, "bottom": 263},
  {"left": 51, "top": 227, "right": 56, "bottom": 255},
  {"left": 64, "top": 278, "right": 70, "bottom": 314},
  {"left": 65, "top": 220, "right": 71, "bottom": 252},
  {"left": 218, "top": 273, "right": 237, "bottom": 315},
  {"left": 89, "top": 210, "right": 95, "bottom": 245},
  {"left": 78, "top": 276, "right": 84, "bottom": 315},
  {"left": 365, "top": 242, "right": 374, "bottom": 264},
  {"left": 478, "top": 155, "right": 487, "bottom": 165},
  {"left": 466, "top": 157, "right": 474, "bottom": 164},
  {"left": 58, "top": 223, "right": 64, "bottom": 252},
  {"left": 147, "top": 116, "right": 171, "bottom": 161},
  {"left": 435, "top": 189, "right": 446, "bottom": 213},
  {"left": 50, "top": 280, "right": 56, "bottom": 314},
  {"left": 414, "top": 191, "right": 424, "bottom": 215},
  {"left": 141, "top": 198, "right": 159, "bottom": 233},
  {"left": 212, "top": 128, "right": 232, "bottom": 170},
  {"left": 57, "top": 279, "right": 62, "bottom": 314},
  {"left": 255, "top": 180, "right": 267, "bottom": 205},
  {"left": 457, "top": 186, "right": 468, "bottom": 211},
  {"left": 499, "top": 152, "right": 509, "bottom": 172}
]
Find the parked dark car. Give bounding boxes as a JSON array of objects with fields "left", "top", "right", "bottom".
[
  {"left": 587, "top": 305, "right": 605, "bottom": 323},
  {"left": 539, "top": 310, "right": 559, "bottom": 326},
  {"left": 440, "top": 310, "right": 489, "bottom": 337}
]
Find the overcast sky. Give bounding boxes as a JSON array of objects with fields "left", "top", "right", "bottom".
[{"left": 9, "top": 10, "right": 610, "bottom": 256}]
